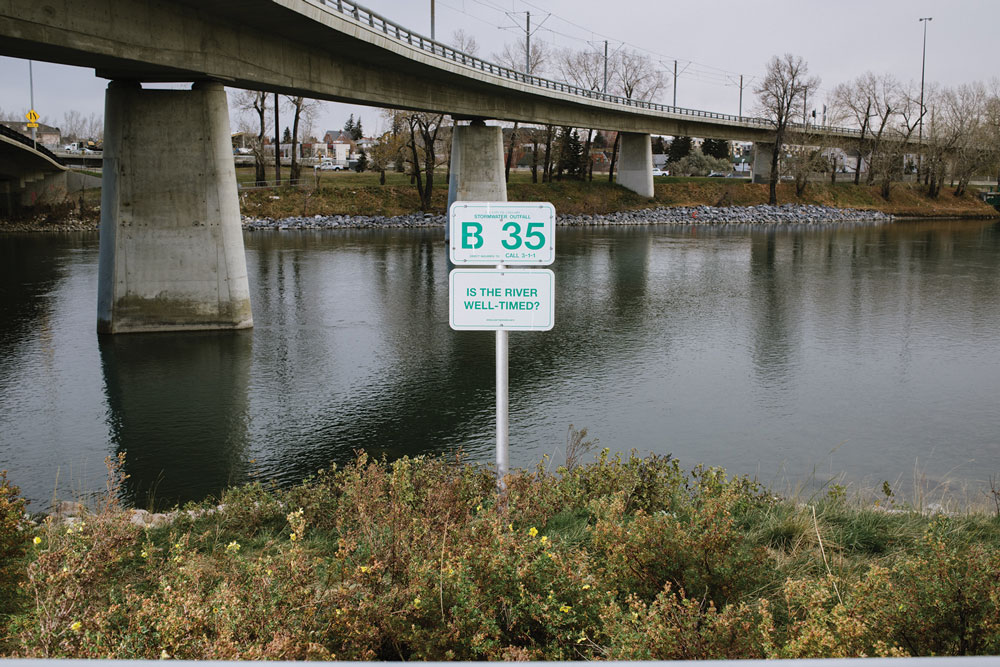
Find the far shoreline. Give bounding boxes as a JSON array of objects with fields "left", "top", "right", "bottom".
[{"left": 2, "top": 178, "right": 996, "bottom": 233}]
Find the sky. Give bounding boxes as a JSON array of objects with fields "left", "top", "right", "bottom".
[{"left": 1, "top": 0, "right": 996, "bottom": 139}]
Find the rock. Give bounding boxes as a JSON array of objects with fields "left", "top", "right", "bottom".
[{"left": 53, "top": 501, "right": 85, "bottom": 518}]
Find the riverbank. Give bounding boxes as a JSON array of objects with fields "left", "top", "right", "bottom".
[
  {"left": 2, "top": 452, "right": 999, "bottom": 659},
  {"left": 2, "top": 180, "right": 995, "bottom": 233},
  {"left": 242, "top": 203, "right": 893, "bottom": 231}
]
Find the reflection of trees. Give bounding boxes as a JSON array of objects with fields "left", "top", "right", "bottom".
[
  {"left": 748, "top": 231, "right": 798, "bottom": 394},
  {"left": 99, "top": 331, "right": 253, "bottom": 509},
  {"left": 0, "top": 234, "right": 77, "bottom": 355}
]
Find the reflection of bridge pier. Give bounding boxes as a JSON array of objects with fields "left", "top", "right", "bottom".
[{"left": 99, "top": 331, "right": 253, "bottom": 509}]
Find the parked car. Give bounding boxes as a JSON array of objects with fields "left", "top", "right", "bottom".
[
  {"left": 707, "top": 171, "right": 727, "bottom": 177},
  {"left": 317, "top": 162, "right": 345, "bottom": 171},
  {"left": 652, "top": 168, "right": 669, "bottom": 176}
]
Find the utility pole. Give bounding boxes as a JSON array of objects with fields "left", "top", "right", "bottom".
[
  {"left": 918, "top": 17, "right": 932, "bottom": 181},
  {"left": 525, "top": 12, "right": 530, "bottom": 74},
  {"left": 673, "top": 60, "right": 677, "bottom": 107},
  {"left": 273, "top": 92, "right": 280, "bottom": 185},
  {"left": 430, "top": 0, "right": 435, "bottom": 40},
  {"left": 738, "top": 74, "right": 743, "bottom": 119},
  {"left": 603, "top": 40, "right": 608, "bottom": 94},
  {"left": 803, "top": 89, "right": 808, "bottom": 126},
  {"left": 504, "top": 10, "right": 548, "bottom": 75}
]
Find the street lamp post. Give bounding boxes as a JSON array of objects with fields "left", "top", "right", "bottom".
[{"left": 918, "top": 17, "right": 931, "bottom": 182}]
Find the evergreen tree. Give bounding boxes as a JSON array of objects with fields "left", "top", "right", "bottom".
[
  {"left": 351, "top": 119, "right": 364, "bottom": 141},
  {"left": 556, "top": 127, "right": 584, "bottom": 179},
  {"left": 651, "top": 136, "right": 667, "bottom": 154},
  {"left": 702, "top": 138, "right": 730, "bottom": 160},
  {"left": 343, "top": 114, "right": 355, "bottom": 137},
  {"left": 667, "top": 136, "right": 692, "bottom": 162},
  {"left": 355, "top": 148, "right": 368, "bottom": 172},
  {"left": 282, "top": 126, "right": 292, "bottom": 144}
]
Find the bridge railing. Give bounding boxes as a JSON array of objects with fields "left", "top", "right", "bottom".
[{"left": 312, "top": 0, "right": 862, "bottom": 138}]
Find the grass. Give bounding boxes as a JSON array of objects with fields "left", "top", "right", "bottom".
[
  {"left": 2, "top": 450, "right": 999, "bottom": 659},
  {"left": 236, "top": 166, "right": 999, "bottom": 220}
]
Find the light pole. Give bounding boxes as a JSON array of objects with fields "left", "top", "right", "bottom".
[
  {"left": 430, "top": 0, "right": 435, "bottom": 40},
  {"left": 918, "top": 17, "right": 931, "bottom": 181}
]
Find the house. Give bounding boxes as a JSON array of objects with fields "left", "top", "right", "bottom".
[{"left": 322, "top": 130, "right": 355, "bottom": 163}]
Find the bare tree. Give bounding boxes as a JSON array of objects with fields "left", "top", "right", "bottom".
[
  {"left": 987, "top": 79, "right": 1000, "bottom": 190},
  {"left": 234, "top": 90, "right": 269, "bottom": 186},
  {"left": 860, "top": 74, "right": 901, "bottom": 187},
  {"left": 284, "top": 96, "right": 321, "bottom": 182},
  {"left": 450, "top": 29, "right": 479, "bottom": 57},
  {"left": 612, "top": 49, "right": 665, "bottom": 102},
  {"left": 832, "top": 73, "right": 879, "bottom": 185},
  {"left": 494, "top": 39, "right": 549, "bottom": 182},
  {"left": 754, "top": 54, "right": 820, "bottom": 204},
  {"left": 557, "top": 47, "right": 611, "bottom": 181},
  {"left": 399, "top": 112, "right": 445, "bottom": 210},
  {"left": 940, "top": 82, "right": 991, "bottom": 197},
  {"left": 604, "top": 49, "right": 666, "bottom": 183},
  {"left": 369, "top": 129, "right": 403, "bottom": 185},
  {"left": 869, "top": 83, "right": 922, "bottom": 200}
]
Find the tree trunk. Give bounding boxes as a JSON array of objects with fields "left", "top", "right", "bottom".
[
  {"left": 608, "top": 133, "right": 621, "bottom": 183},
  {"left": 531, "top": 132, "right": 539, "bottom": 184},
  {"left": 379, "top": 169, "right": 386, "bottom": 186},
  {"left": 768, "top": 129, "right": 782, "bottom": 206},
  {"left": 290, "top": 101, "right": 302, "bottom": 183},
  {"left": 543, "top": 125, "right": 554, "bottom": 183},
  {"left": 584, "top": 129, "right": 593, "bottom": 182},
  {"left": 273, "top": 93, "right": 281, "bottom": 186},
  {"left": 505, "top": 123, "right": 518, "bottom": 182},
  {"left": 255, "top": 95, "right": 267, "bottom": 186}
]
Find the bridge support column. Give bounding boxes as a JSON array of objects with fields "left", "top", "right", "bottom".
[
  {"left": 97, "top": 80, "right": 252, "bottom": 334},
  {"left": 752, "top": 142, "right": 775, "bottom": 184},
  {"left": 617, "top": 132, "right": 654, "bottom": 198},
  {"left": 447, "top": 121, "right": 506, "bottom": 239}
]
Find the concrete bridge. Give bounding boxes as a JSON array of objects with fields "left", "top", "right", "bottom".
[
  {"left": 0, "top": 0, "right": 861, "bottom": 333},
  {"left": 0, "top": 124, "right": 70, "bottom": 217}
]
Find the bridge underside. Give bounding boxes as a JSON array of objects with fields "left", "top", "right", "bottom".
[{"left": 0, "top": 0, "right": 774, "bottom": 142}]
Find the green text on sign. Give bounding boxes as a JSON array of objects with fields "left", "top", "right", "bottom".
[
  {"left": 449, "top": 268, "right": 555, "bottom": 331},
  {"left": 450, "top": 202, "right": 555, "bottom": 266}
]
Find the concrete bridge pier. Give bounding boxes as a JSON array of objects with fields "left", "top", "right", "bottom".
[
  {"left": 752, "top": 142, "right": 775, "bottom": 184},
  {"left": 617, "top": 132, "right": 654, "bottom": 198},
  {"left": 97, "top": 80, "right": 252, "bottom": 334},
  {"left": 447, "top": 120, "right": 507, "bottom": 236}
]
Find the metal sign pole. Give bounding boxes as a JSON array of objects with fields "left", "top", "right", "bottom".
[
  {"left": 495, "top": 262, "right": 509, "bottom": 489},
  {"left": 28, "top": 61, "right": 36, "bottom": 149}
]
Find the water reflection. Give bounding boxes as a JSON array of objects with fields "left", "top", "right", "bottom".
[
  {"left": 99, "top": 331, "right": 253, "bottom": 508},
  {"left": 1, "top": 221, "right": 999, "bottom": 510}
]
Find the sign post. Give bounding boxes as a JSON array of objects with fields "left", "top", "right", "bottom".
[{"left": 449, "top": 202, "right": 555, "bottom": 488}]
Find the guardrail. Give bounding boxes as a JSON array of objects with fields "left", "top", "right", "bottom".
[{"left": 311, "top": 0, "right": 861, "bottom": 138}]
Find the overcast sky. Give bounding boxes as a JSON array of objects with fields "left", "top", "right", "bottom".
[{"left": 1, "top": 0, "right": 996, "bottom": 139}]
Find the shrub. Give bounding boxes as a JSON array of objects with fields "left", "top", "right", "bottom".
[{"left": 0, "top": 471, "right": 29, "bottom": 621}]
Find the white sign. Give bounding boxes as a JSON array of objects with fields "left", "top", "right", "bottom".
[
  {"left": 450, "top": 201, "right": 555, "bottom": 266},
  {"left": 449, "top": 268, "right": 554, "bottom": 331}
]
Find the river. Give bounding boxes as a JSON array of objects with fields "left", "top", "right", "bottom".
[{"left": 2, "top": 219, "right": 999, "bottom": 510}]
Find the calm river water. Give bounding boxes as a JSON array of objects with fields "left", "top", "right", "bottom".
[{"left": 2, "top": 219, "right": 999, "bottom": 510}]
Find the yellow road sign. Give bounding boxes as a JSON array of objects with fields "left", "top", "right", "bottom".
[
  {"left": 25, "top": 110, "right": 39, "bottom": 123},
  {"left": 26, "top": 122, "right": 39, "bottom": 128}
]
